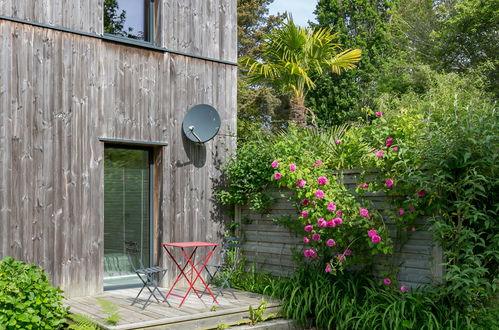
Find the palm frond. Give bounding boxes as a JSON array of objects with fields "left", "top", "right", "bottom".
[{"left": 326, "top": 49, "right": 362, "bottom": 74}]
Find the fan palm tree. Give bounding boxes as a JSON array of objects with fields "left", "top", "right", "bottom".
[{"left": 240, "top": 18, "right": 361, "bottom": 127}]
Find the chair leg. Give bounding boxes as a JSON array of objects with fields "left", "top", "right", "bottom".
[
  {"left": 132, "top": 271, "right": 170, "bottom": 310},
  {"left": 200, "top": 266, "right": 218, "bottom": 297},
  {"left": 131, "top": 273, "right": 149, "bottom": 307}
]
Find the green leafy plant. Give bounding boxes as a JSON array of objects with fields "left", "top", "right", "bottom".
[
  {"left": 96, "top": 298, "right": 120, "bottom": 325},
  {"left": 67, "top": 313, "right": 100, "bottom": 330},
  {"left": 248, "top": 298, "right": 278, "bottom": 326},
  {"left": 0, "top": 256, "right": 68, "bottom": 329}
]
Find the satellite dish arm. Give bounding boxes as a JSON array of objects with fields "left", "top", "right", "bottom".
[{"left": 188, "top": 126, "right": 202, "bottom": 143}]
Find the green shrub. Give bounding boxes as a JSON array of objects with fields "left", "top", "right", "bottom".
[
  {"left": 0, "top": 256, "right": 68, "bottom": 329},
  {"left": 235, "top": 266, "right": 478, "bottom": 329}
]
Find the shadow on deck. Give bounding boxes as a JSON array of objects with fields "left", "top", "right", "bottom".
[{"left": 65, "top": 286, "right": 281, "bottom": 329}]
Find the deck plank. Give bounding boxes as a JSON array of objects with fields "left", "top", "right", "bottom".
[{"left": 65, "top": 287, "right": 281, "bottom": 329}]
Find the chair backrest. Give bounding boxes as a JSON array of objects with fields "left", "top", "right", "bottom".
[
  {"left": 220, "top": 236, "right": 241, "bottom": 268},
  {"left": 125, "top": 240, "right": 145, "bottom": 271}
]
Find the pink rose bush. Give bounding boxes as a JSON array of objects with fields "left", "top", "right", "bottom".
[{"left": 270, "top": 158, "right": 392, "bottom": 275}]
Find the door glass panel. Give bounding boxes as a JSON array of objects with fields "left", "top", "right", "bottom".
[{"left": 104, "top": 146, "right": 151, "bottom": 288}]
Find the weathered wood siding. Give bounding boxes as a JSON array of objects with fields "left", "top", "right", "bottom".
[
  {"left": 239, "top": 170, "right": 444, "bottom": 289},
  {"left": 0, "top": 0, "right": 103, "bottom": 34},
  {"left": 0, "top": 0, "right": 236, "bottom": 297},
  {"left": 0, "top": 0, "right": 238, "bottom": 63}
]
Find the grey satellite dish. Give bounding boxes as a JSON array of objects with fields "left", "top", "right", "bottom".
[{"left": 182, "top": 104, "right": 221, "bottom": 143}]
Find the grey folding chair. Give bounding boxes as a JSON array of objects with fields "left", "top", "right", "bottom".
[
  {"left": 125, "top": 241, "right": 169, "bottom": 309},
  {"left": 202, "top": 236, "right": 242, "bottom": 299}
]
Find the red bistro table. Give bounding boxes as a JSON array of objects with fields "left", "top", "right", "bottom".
[{"left": 161, "top": 242, "right": 219, "bottom": 307}]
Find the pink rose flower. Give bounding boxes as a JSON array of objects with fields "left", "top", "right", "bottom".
[
  {"left": 417, "top": 190, "right": 427, "bottom": 197},
  {"left": 375, "top": 111, "right": 383, "bottom": 117},
  {"left": 274, "top": 172, "right": 282, "bottom": 180},
  {"left": 304, "top": 225, "right": 313, "bottom": 233},
  {"left": 400, "top": 286, "right": 408, "bottom": 293},
  {"left": 333, "top": 217, "right": 343, "bottom": 226},
  {"left": 327, "top": 220, "right": 335, "bottom": 228},
  {"left": 385, "top": 142, "right": 392, "bottom": 147},
  {"left": 312, "top": 163, "right": 317, "bottom": 167},
  {"left": 325, "top": 263, "right": 332, "bottom": 273},
  {"left": 312, "top": 233, "right": 321, "bottom": 241},
  {"left": 318, "top": 176, "right": 328, "bottom": 185},
  {"left": 318, "top": 218, "right": 327, "bottom": 228},
  {"left": 368, "top": 229, "right": 377, "bottom": 238},
  {"left": 305, "top": 249, "right": 317, "bottom": 258},
  {"left": 371, "top": 235, "right": 381, "bottom": 244},
  {"left": 411, "top": 227, "right": 416, "bottom": 232},
  {"left": 301, "top": 210, "right": 309, "bottom": 218},
  {"left": 398, "top": 209, "right": 405, "bottom": 215},
  {"left": 297, "top": 179, "right": 306, "bottom": 188},
  {"left": 271, "top": 161, "right": 279, "bottom": 168},
  {"left": 326, "top": 239, "right": 336, "bottom": 247},
  {"left": 289, "top": 163, "right": 297, "bottom": 171},
  {"left": 375, "top": 150, "right": 384, "bottom": 159},
  {"left": 386, "top": 179, "right": 394, "bottom": 188},
  {"left": 303, "top": 237, "right": 310, "bottom": 244},
  {"left": 361, "top": 183, "right": 369, "bottom": 189},
  {"left": 344, "top": 249, "right": 351, "bottom": 256},
  {"left": 316, "top": 160, "right": 323, "bottom": 166},
  {"left": 392, "top": 147, "right": 399, "bottom": 151},
  {"left": 386, "top": 137, "right": 394, "bottom": 143},
  {"left": 383, "top": 278, "right": 391, "bottom": 285},
  {"left": 336, "top": 211, "right": 343, "bottom": 216},
  {"left": 408, "top": 205, "right": 415, "bottom": 212},
  {"left": 311, "top": 201, "right": 316, "bottom": 205},
  {"left": 337, "top": 254, "right": 345, "bottom": 262},
  {"left": 360, "top": 208, "right": 370, "bottom": 218},
  {"left": 301, "top": 199, "right": 309, "bottom": 206},
  {"left": 315, "top": 189, "right": 325, "bottom": 199},
  {"left": 335, "top": 139, "right": 341, "bottom": 145},
  {"left": 327, "top": 202, "right": 337, "bottom": 212}
]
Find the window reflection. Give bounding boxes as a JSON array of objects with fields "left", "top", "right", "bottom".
[{"left": 104, "top": 0, "right": 150, "bottom": 41}]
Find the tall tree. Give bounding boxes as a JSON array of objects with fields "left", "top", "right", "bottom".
[
  {"left": 241, "top": 18, "right": 361, "bottom": 127},
  {"left": 237, "top": 0, "right": 285, "bottom": 140},
  {"left": 308, "top": 0, "right": 395, "bottom": 126}
]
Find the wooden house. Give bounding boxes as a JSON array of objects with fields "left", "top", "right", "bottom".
[{"left": 0, "top": 0, "right": 237, "bottom": 297}]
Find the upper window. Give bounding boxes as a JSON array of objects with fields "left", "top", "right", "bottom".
[{"left": 104, "top": 0, "right": 154, "bottom": 42}]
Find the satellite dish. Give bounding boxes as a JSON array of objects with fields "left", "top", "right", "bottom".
[{"left": 182, "top": 104, "right": 221, "bottom": 143}]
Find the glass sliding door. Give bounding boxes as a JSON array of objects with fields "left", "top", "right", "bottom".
[{"left": 103, "top": 145, "right": 152, "bottom": 289}]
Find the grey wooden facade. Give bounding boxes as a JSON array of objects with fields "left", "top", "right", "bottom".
[
  {"left": 238, "top": 170, "right": 444, "bottom": 289},
  {"left": 0, "top": 0, "right": 237, "bottom": 297}
]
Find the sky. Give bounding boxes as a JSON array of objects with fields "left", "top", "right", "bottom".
[{"left": 268, "top": 0, "right": 318, "bottom": 27}]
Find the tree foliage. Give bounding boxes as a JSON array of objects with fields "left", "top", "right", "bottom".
[
  {"left": 308, "top": 0, "right": 395, "bottom": 126},
  {"left": 241, "top": 18, "right": 361, "bottom": 126},
  {"left": 237, "top": 0, "right": 285, "bottom": 141}
]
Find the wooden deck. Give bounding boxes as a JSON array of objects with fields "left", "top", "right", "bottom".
[{"left": 65, "top": 286, "right": 281, "bottom": 329}]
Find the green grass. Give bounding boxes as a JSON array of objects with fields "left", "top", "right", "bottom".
[{"left": 229, "top": 263, "right": 497, "bottom": 329}]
